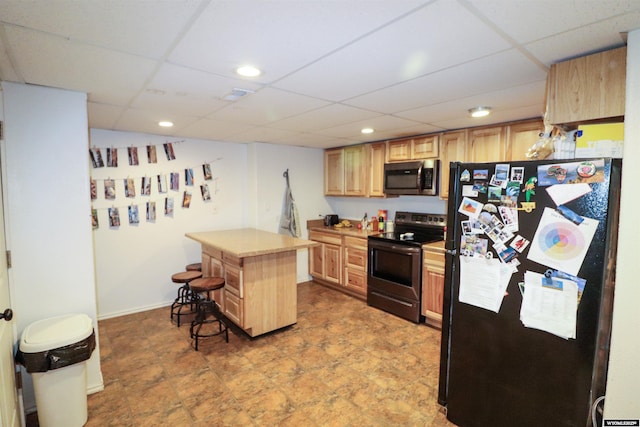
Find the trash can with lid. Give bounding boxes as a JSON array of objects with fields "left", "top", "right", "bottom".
[{"left": 16, "top": 313, "right": 96, "bottom": 427}]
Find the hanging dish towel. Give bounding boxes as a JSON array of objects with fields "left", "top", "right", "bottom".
[{"left": 279, "top": 169, "right": 301, "bottom": 238}]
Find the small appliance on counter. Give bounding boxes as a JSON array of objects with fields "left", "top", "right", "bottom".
[{"left": 323, "top": 214, "right": 339, "bottom": 226}]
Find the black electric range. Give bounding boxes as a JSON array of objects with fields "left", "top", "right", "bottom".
[{"left": 367, "top": 211, "right": 446, "bottom": 323}]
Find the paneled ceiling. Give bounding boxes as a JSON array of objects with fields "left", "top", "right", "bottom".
[{"left": 1, "top": 1, "right": 639, "bottom": 149}]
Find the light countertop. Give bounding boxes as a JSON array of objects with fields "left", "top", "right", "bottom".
[
  {"left": 186, "top": 228, "right": 318, "bottom": 258},
  {"left": 307, "top": 224, "right": 381, "bottom": 238}
]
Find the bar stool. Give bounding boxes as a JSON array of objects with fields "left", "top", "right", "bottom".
[
  {"left": 189, "top": 277, "right": 228, "bottom": 351},
  {"left": 185, "top": 263, "right": 202, "bottom": 272},
  {"left": 170, "top": 270, "right": 203, "bottom": 327}
]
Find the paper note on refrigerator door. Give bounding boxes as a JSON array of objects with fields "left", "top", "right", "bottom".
[
  {"left": 520, "top": 271, "right": 577, "bottom": 339},
  {"left": 459, "top": 256, "right": 511, "bottom": 313},
  {"left": 527, "top": 208, "right": 598, "bottom": 276}
]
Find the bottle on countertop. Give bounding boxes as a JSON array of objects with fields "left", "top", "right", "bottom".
[
  {"left": 378, "top": 216, "right": 385, "bottom": 232},
  {"left": 361, "top": 213, "right": 368, "bottom": 230},
  {"left": 371, "top": 216, "right": 378, "bottom": 232}
]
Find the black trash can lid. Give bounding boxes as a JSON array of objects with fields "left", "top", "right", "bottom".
[{"left": 19, "top": 313, "right": 93, "bottom": 353}]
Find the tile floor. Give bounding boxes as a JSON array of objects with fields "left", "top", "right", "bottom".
[{"left": 27, "top": 281, "right": 457, "bottom": 426}]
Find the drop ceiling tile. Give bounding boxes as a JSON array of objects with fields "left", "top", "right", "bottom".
[
  {"left": 397, "top": 80, "right": 546, "bottom": 124},
  {"left": 176, "top": 118, "right": 256, "bottom": 142},
  {"left": 208, "top": 87, "right": 330, "bottom": 126},
  {"left": 168, "top": 1, "right": 427, "bottom": 82},
  {"left": 0, "top": 1, "right": 202, "bottom": 58},
  {"left": 466, "top": 0, "right": 640, "bottom": 45},
  {"left": 147, "top": 63, "right": 263, "bottom": 99},
  {"left": 345, "top": 49, "right": 548, "bottom": 115},
  {"left": 272, "top": 0, "right": 511, "bottom": 101},
  {"left": 316, "top": 114, "right": 424, "bottom": 139},
  {"left": 5, "top": 26, "right": 158, "bottom": 106},
  {"left": 88, "top": 102, "right": 125, "bottom": 130},
  {"left": 525, "top": 14, "right": 639, "bottom": 65},
  {"left": 269, "top": 104, "right": 381, "bottom": 132},
  {"left": 114, "top": 108, "right": 199, "bottom": 138},
  {"left": 131, "top": 91, "right": 229, "bottom": 118}
]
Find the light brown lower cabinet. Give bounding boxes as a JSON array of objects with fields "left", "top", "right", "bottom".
[
  {"left": 309, "top": 230, "right": 367, "bottom": 299},
  {"left": 201, "top": 244, "right": 297, "bottom": 337},
  {"left": 422, "top": 246, "right": 445, "bottom": 329}
]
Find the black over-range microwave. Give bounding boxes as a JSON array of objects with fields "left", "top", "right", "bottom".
[{"left": 383, "top": 159, "right": 439, "bottom": 196}]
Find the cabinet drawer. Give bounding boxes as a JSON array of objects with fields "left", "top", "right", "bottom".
[
  {"left": 224, "top": 264, "right": 243, "bottom": 298},
  {"left": 222, "top": 252, "right": 242, "bottom": 267},
  {"left": 423, "top": 250, "right": 445, "bottom": 267},
  {"left": 343, "top": 236, "right": 367, "bottom": 250},
  {"left": 224, "top": 290, "right": 243, "bottom": 327},
  {"left": 309, "top": 231, "right": 342, "bottom": 245},
  {"left": 344, "top": 268, "right": 367, "bottom": 295},
  {"left": 345, "top": 246, "right": 367, "bottom": 270}
]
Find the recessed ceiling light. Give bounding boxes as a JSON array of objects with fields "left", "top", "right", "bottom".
[
  {"left": 158, "top": 121, "right": 174, "bottom": 128},
  {"left": 361, "top": 127, "right": 374, "bottom": 134},
  {"left": 468, "top": 106, "right": 491, "bottom": 118},
  {"left": 236, "top": 66, "right": 262, "bottom": 77}
]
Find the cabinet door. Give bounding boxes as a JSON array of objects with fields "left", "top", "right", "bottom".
[
  {"left": 412, "top": 135, "right": 439, "bottom": 158},
  {"left": 344, "top": 268, "right": 367, "bottom": 296},
  {"left": 324, "top": 148, "right": 344, "bottom": 195},
  {"left": 309, "top": 243, "right": 324, "bottom": 278},
  {"left": 224, "top": 291, "right": 243, "bottom": 327},
  {"left": 324, "top": 243, "right": 342, "bottom": 284},
  {"left": 506, "top": 119, "right": 544, "bottom": 161},
  {"left": 469, "top": 126, "right": 506, "bottom": 163},
  {"left": 368, "top": 142, "right": 386, "bottom": 197},
  {"left": 344, "top": 145, "right": 367, "bottom": 196},
  {"left": 422, "top": 250, "right": 445, "bottom": 328},
  {"left": 439, "top": 130, "right": 467, "bottom": 199},
  {"left": 547, "top": 46, "right": 626, "bottom": 124},
  {"left": 387, "top": 138, "right": 412, "bottom": 162}
]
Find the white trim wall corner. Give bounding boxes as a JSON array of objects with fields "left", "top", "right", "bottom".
[
  {"left": 1, "top": 82, "right": 103, "bottom": 412},
  {"left": 603, "top": 29, "right": 640, "bottom": 422}
]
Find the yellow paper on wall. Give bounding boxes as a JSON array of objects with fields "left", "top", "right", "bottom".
[{"left": 575, "top": 123, "right": 624, "bottom": 158}]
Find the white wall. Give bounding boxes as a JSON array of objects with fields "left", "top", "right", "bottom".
[
  {"left": 90, "top": 132, "right": 331, "bottom": 317},
  {"left": 1, "top": 82, "right": 102, "bottom": 411},
  {"left": 247, "top": 142, "right": 333, "bottom": 281},
  {"left": 89, "top": 129, "right": 248, "bottom": 318},
  {"left": 327, "top": 195, "right": 447, "bottom": 224},
  {"left": 603, "top": 30, "right": 640, "bottom": 422}
]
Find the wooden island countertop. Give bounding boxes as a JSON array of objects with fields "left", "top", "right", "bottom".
[
  {"left": 185, "top": 228, "right": 317, "bottom": 337},
  {"left": 186, "top": 228, "right": 318, "bottom": 258}
]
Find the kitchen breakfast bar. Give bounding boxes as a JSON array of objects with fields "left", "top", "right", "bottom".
[{"left": 186, "top": 228, "right": 318, "bottom": 337}]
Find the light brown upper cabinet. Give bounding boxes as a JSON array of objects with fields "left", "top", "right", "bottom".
[
  {"left": 546, "top": 46, "right": 626, "bottom": 125},
  {"left": 368, "top": 142, "right": 386, "bottom": 197},
  {"left": 324, "top": 148, "right": 344, "bottom": 196},
  {"left": 506, "top": 119, "right": 545, "bottom": 161},
  {"left": 439, "top": 130, "right": 467, "bottom": 199},
  {"left": 468, "top": 126, "right": 506, "bottom": 163},
  {"left": 343, "top": 145, "right": 367, "bottom": 196},
  {"left": 388, "top": 135, "right": 438, "bottom": 161}
]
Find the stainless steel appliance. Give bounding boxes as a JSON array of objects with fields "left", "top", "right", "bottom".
[
  {"left": 323, "top": 214, "right": 339, "bottom": 226},
  {"left": 383, "top": 159, "right": 439, "bottom": 196},
  {"left": 439, "top": 158, "right": 621, "bottom": 427},
  {"left": 367, "top": 211, "right": 446, "bottom": 323}
]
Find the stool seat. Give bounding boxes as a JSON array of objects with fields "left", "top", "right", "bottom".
[
  {"left": 170, "top": 270, "right": 203, "bottom": 327},
  {"left": 189, "top": 277, "right": 225, "bottom": 293},
  {"left": 172, "top": 270, "right": 202, "bottom": 283},
  {"left": 185, "top": 263, "right": 202, "bottom": 272},
  {"left": 189, "top": 276, "right": 228, "bottom": 350}
]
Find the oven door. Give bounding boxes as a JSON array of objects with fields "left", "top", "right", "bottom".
[{"left": 367, "top": 239, "right": 422, "bottom": 302}]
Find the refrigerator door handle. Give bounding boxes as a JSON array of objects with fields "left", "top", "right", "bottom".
[{"left": 445, "top": 248, "right": 457, "bottom": 256}]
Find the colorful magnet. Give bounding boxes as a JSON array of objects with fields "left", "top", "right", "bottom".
[
  {"left": 461, "top": 169, "right": 471, "bottom": 182},
  {"left": 577, "top": 161, "right": 596, "bottom": 178},
  {"left": 518, "top": 202, "right": 536, "bottom": 213},
  {"left": 524, "top": 177, "right": 537, "bottom": 202}
]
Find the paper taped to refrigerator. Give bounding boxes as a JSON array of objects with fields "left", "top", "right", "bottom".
[
  {"left": 527, "top": 207, "right": 598, "bottom": 276},
  {"left": 459, "top": 256, "right": 512, "bottom": 313},
  {"left": 520, "top": 271, "right": 577, "bottom": 339}
]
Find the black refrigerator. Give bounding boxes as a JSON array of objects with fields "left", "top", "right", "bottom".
[{"left": 438, "top": 158, "right": 621, "bottom": 427}]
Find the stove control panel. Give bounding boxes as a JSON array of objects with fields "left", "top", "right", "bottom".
[{"left": 395, "top": 211, "right": 446, "bottom": 228}]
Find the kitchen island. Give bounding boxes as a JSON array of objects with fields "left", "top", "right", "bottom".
[{"left": 186, "top": 228, "right": 318, "bottom": 337}]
